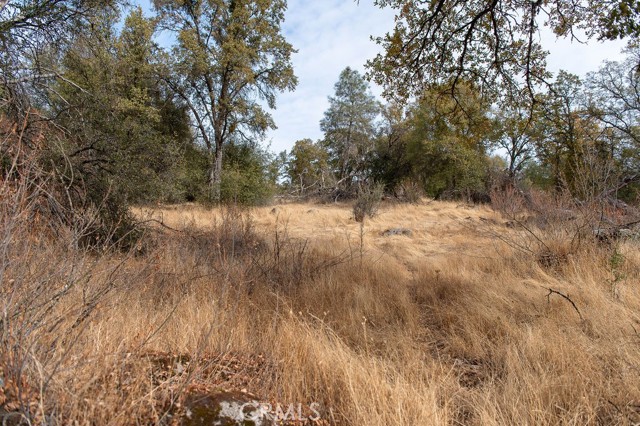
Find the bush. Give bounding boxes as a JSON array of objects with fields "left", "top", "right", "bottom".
[
  {"left": 395, "top": 178, "right": 424, "bottom": 203},
  {"left": 221, "top": 166, "right": 275, "bottom": 206},
  {"left": 353, "top": 182, "right": 384, "bottom": 222},
  {"left": 220, "top": 143, "right": 276, "bottom": 205},
  {"left": 1, "top": 116, "right": 141, "bottom": 251}
]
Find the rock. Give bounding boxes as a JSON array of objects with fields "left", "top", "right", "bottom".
[
  {"left": 181, "top": 390, "right": 273, "bottom": 426},
  {"left": 617, "top": 228, "right": 633, "bottom": 238},
  {"left": 594, "top": 228, "right": 612, "bottom": 241},
  {"left": 594, "top": 227, "right": 638, "bottom": 242},
  {"left": 381, "top": 228, "right": 413, "bottom": 237}
]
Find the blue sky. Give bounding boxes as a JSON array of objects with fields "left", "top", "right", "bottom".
[
  {"left": 264, "top": 0, "right": 628, "bottom": 154},
  {"left": 137, "top": 0, "right": 629, "bottom": 154},
  {"left": 264, "top": 0, "right": 396, "bottom": 153}
]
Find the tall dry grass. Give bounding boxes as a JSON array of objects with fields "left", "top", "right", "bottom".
[{"left": 2, "top": 180, "right": 640, "bottom": 424}]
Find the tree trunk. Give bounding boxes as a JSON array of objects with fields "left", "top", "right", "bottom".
[{"left": 209, "top": 144, "right": 223, "bottom": 202}]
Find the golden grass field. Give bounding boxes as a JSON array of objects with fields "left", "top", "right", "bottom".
[
  {"left": 3, "top": 196, "right": 640, "bottom": 425},
  {"left": 138, "top": 200, "right": 504, "bottom": 277}
]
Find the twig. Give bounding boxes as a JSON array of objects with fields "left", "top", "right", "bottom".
[
  {"left": 546, "top": 288, "right": 584, "bottom": 321},
  {"left": 135, "top": 218, "right": 183, "bottom": 233}
]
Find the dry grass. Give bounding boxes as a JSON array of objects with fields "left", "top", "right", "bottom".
[
  {"left": 135, "top": 200, "right": 503, "bottom": 277},
  {"left": 2, "top": 196, "right": 640, "bottom": 425}
]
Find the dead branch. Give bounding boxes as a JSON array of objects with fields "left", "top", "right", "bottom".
[{"left": 547, "top": 288, "right": 584, "bottom": 321}]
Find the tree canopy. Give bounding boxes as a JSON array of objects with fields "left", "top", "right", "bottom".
[
  {"left": 3, "top": 0, "right": 640, "bottom": 222},
  {"left": 155, "top": 0, "right": 297, "bottom": 201},
  {"left": 321, "top": 67, "right": 379, "bottom": 190},
  {"left": 368, "top": 0, "right": 640, "bottom": 101}
]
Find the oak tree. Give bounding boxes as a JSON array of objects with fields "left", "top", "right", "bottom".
[
  {"left": 368, "top": 0, "right": 640, "bottom": 101},
  {"left": 155, "top": 0, "right": 297, "bottom": 202}
]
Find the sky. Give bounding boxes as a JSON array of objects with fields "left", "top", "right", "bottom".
[
  {"left": 263, "top": 0, "right": 631, "bottom": 154},
  {"left": 262, "top": 0, "right": 397, "bottom": 154},
  {"left": 139, "top": 0, "right": 630, "bottom": 154}
]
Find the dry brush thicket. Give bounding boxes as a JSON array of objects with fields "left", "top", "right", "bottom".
[{"left": 2, "top": 161, "right": 640, "bottom": 424}]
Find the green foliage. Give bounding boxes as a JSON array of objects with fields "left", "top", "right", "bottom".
[
  {"left": 405, "top": 85, "right": 491, "bottom": 198},
  {"left": 173, "top": 144, "right": 210, "bottom": 202},
  {"left": 522, "top": 160, "right": 556, "bottom": 191},
  {"left": 368, "top": 0, "right": 640, "bottom": 101},
  {"left": 599, "top": 0, "right": 640, "bottom": 40},
  {"left": 220, "top": 142, "right": 276, "bottom": 205},
  {"left": 286, "top": 138, "right": 331, "bottom": 195},
  {"left": 36, "top": 8, "right": 192, "bottom": 245},
  {"left": 535, "top": 72, "right": 585, "bottom": 183},
  {"left": 166, "top": 141, "right": 277, "bottom": 205},
  {"left": 489, "top": 98, "right": 540, "bottom": 178},
  {"left": 156, "top": 0, "right": 297, "bottom": 202},
  {"left": 5, "top": 0, "right": 640, "bottom": 243},
  {"left": 1, "top": 0, "right": 118, "bottom": 118},
  {"left": 51, "top": 7, "right": 191, "bottom": 203},
  {"left": 533, "top": 71, "right": 620, "bottom": 199},
  {"left": 368, "top": 102, "right": 412, "bottom": 193},
  {"left": 585, "top": 46, "right": 640, "bottom": 201},
  {"left": 608, "top": 246, "right": 627, "bottom": 297},
  {"left": 321, "top": 67, "right": 380, "bottom": 190}
]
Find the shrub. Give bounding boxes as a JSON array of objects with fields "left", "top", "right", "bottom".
[
  {"left": 220, "top": 143, "right": 276, "bottom": 206},
  {"left": 396, "top": 178, "right": 424, "bottom": 203},
  {"left": 353, "top": 182, "right": 384, "bottom": 222}
]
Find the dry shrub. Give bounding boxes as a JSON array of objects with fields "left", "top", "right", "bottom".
[
  {"left": 488, "top": 183, "right": 640, "bottom": 273},
  {"left": 0, "top": 177, "right": 133, "bottom": 423},
  {"left": 490, "top": 183, "right": 528, "bottom": 218},
  {"left": 395, "top": 178, "right": 424, "bottom": 204},
  {"left": 352, "top": 183, "right": 384, "bottom": 222}
]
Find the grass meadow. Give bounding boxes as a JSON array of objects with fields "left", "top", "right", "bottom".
[{"left": 2, "top": 187, "right": 640, "bottom": 424}]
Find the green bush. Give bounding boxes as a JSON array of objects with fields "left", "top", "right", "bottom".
[{"left": 220, "top": 142, "right": 276, "bottom": 205}]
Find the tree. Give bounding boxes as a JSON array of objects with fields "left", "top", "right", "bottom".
[
  {"left": 320, "top": 67, "right": 379, "bottom": 192},
  {"left": 368, "top": 101, "right": 412, "bottom": 192},
  {"left": 583, "top": 47, "right": 640, "bottom": 198},
  {"left": 1, "top": 0, "right": 117, "bottom": 117},
  {"left": 50, "top": 7, "right": 191, "bottom": 204},
  {"left": 1, "top": 3, "right": 193, "bottom": 247},
  {"left": 586, "top": 46, "right": 640, "bottom": 150},
  {"left": 490, "top": 98, "right": 540, "bottom": 178},
  {"left": 405, "top": 84, "right": 492, "bottom": 198},
  {"left": 368, "top": 0, "right": 640, "bottom": 102},
  {"left": 155, "top": 0, "right": 297, "bottom": 202},
  {"left": 534, "top": 70, "right": 616, "bottom": 198},
  {"left": 286, "top": 138, "right": 331, "bottom": 195},
  {"left": 221, "top": 140, "right": 276, "bottom": 205},
  {"left": 534, "top": 71, "right": 583, "bottom": 192}
]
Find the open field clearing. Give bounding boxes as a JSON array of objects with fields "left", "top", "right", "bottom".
[
  {"left": 3, "top": 198, "right": 640, "bottom": 425},
  {"left": 136, "top": 201, "right": 507, "bottom": 278}
]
